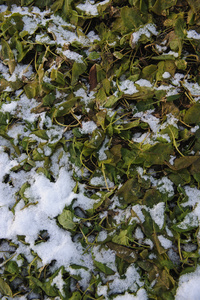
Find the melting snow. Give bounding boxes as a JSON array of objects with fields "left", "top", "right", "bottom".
[{"left": 131, "top": 23, "right": 158, "bottom": 46}]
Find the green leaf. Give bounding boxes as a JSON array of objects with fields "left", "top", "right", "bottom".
[
  {"left": 54, "top": 98, "right": 78, "bottom": 117},
  {"left": 186, "top": 0, "right": 200, "bottom": 13},
  {"left": 19, "top": 181, "right": 31, "bottom": 203},
  {"left": 105, "top": 95, "right": 120, "bottom": 108},
  {"left": 117, "top": 178, "right": 142, "bottom": 204},
  {"left": 1, "top": 39, "right": 16, "bottom": 74},
  {"left": 69, "top": 291, "right": 82, "bottom": 300},
  {"left": 88, "top": 51, "right": 100, "bottom": 60},
  {"left": 142, "top": 143, "right": 174, "bottom": 167},
  {"left": 175, "top": 17, "right": 186, "bottom": 39},
  {"left": 29, "top": 276, "right": 58, "bottom": 297},
  {"left": 82, "top": 128, "right": 105, "bottom": 156},
  {"left": 63, "top": 0, "right": 73, "bottom": 16},
  {"left": 141, "top": 64, "right": 157, "bottom": 82},
  {"left": 169, "top": 169, "right": 191, "bottom": 186},
  {"left": 102, "top": 78, "right": 110, "bottom": 95},
  {"left": 50, "top": 69, "right": 65, "bottom": 86},
  {"left": 16, "top": 40, "right": 32, "bottom": 62},
  {"left": 184, "top": 103, "right": 200, "bottom": 124},
  {"left": 172, "top": 212, "right": 198, "bottom": 232},
  {"left": 143, "top": 189, "right": 166, "bottom": 208},
  {"left": 1, "top": 13, "right": 24, "bottom": 36},
  {"left": 6, "top": 261, "right": 19, "bottom": 274},
  {"left": 175, "top": 59, "right": 187, "bottom": 70},
  {"left": 151, "top": 0, "right": 177, "bottom": 15},
  {"left": 112, "top": 230, "right": 129, "bottom": 246},
  {"left": 173, "top": 156, "right": 199, "bottom": 170},
  {"left": 33, "top": 130, "right": 49, "bottom": 140},
  {"left": 0, "top": 278, "right": 12, "bottom": 297},
  {"left": 113, "top": 51, "right": 123, "bottom": 59},
  {"left": 114, "top": 119, "right": 140, "bottom": 132},
  {"left": 93, "top": 260, "right": 115, "bottom": 275},
  {"left": 71, "top": 62, "right": 87, "bottom": 85},
  {"left": 0, "top": 111, "right": 11, "bottom": 125},
  {"left": 51, "top": 0, "right": 64, "bottom": 12},
  {"left": 24, "top": 81, "right": 40, "bottom": 99},
  {"left": 58, "top": 209, "right": 76, "bottom": 230},
  {"left": 120, "top": 6, "right": 145, "bottom": 33},
  {"left": 32, "top": 148, "right": 44, "bottom": 161}
]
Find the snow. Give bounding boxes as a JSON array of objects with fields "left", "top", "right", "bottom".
[
  {"left": 77, "top": 0, "right": 110, "bottom": 16},
  {"left": 149, "top": 203, "right": 165, "bottom": 229},
  {"left": 172, "top": 73, "right": 185, "bottom": 86},
  {"left": 80, "top": 120, "right": 97, "bottom": 134},
  {"left": 134, "top": 227, "right": 144, "bottom": 240},
  {"left": 90, "top": 176, "right": 114, "bottom": 188},
  {"left": 155, "top": 44, "right": 167, "bottom": 52},
  {"left": 3, "top": 64, "right": 33, "bottom": 82},
  {"left": 22, "top": 15, "right": 38, "bottom": 34},
  {"left": 93, "top": 245, "right": 116, "bottom": 269},
  {"left": 108, "top": 264, "right": 144, "bottom": 295},
  {"left": 52, "top": 270, "right": 65, "bottom": 296},
  {"left": 119, "top": 80, "right": 138, "bottom": 94},
  {"left": 162, "top": 72, "right": 171, "bottom": 79},
  {"left": 191, "top": 125, "right": 199, "bottom": 133},
  {"left": 97, "top": 230, "right": 108, "bottom": 242},
  {"left": 176, "top": 212, "right": 198, "bottom": 231},
  {"left": 165, "top": 51, "right": 179, "bottom": 57},
  {"left": 134, "top": 109, "right": 159, "bottom": 133},
  {"left": 135, "top": 79, "right": 152, "bottom": 87},
  {"left": 150, "top": 176, "right": 174, "bottom": 197},
  {"left": 187, "top": 30, "right": 200, "bottom": 40},
  {"left": 182, "top": 80, "right": 200, "bottom": 97},
  {"left": 1, "top": 101, "right": 18, "bottom": 113},
  {"left": 87, "top": 30, "right": 100, "bottom": 42},
  {"left": 158, "top": 235, "right": 172, "bottom": 249},
  {"left": 113, "top": 289, "right": 148, "bottom": 300},
  {"left": 0, "top": 4, "right": 7, "bottom": 12},
  {"left": 61, "top": 49, "right": 84, "bottom": 63},
  {"left": 175, "top": 265, "right": 200, "bottom": 300},
  {"left": 133, "top": 111, "right": 177, "bottom": 145},
  {"left": 131, "top": 23, "right": 158, "bottom": 46},
  {"left": 132, "top": 205, "right": 145, "bottom": 223},
  {"left": 98, "top": 137, "right": 109, "bottom": 161}
]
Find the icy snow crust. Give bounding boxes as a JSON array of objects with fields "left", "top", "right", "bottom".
[{"left": 0, "top": 3, "right": 200, "bottom": 300}]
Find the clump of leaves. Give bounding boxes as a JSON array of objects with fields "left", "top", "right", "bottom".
[{"left": 1, "top": 0, "right": 200, "bottom": 299}]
